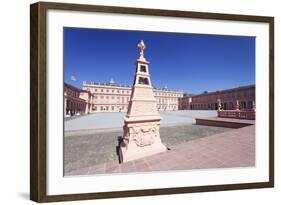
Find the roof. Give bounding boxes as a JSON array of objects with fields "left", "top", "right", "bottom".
[
  {"left": 83, "top": 81, "right": 183, "bottom": 93},
  {"left": 192, "top": 84, "right": 255, "bottom": 97},
  {"left": 64, "top": 83, "right": 83, "bottom": 92}
]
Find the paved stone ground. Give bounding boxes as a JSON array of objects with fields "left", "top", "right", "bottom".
[
  {"left": 65, "top": 125, "right": 255, "bottom": 176},
  {"left": 65, "top": 110, "right": 217, "bottom": 131},
  {"left": 64, "top": 124, "right": 232, "bottom": 174}
]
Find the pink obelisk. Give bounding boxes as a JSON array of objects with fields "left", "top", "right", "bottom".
[{"left": 119, "top": 40, "right": 167, "bottom": 163}]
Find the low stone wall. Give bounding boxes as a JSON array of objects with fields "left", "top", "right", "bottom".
[
  {"left": 196, "top": 118, "right": 254, "bottom": 128},
  {"left": 218, "top": 110, "right": 255, "bottom": 120}
]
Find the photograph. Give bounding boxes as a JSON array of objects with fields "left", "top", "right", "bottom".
[
  {"left": 30, "top": 2, "right": 274, "bottom": 202},
  {"left": 63, "top": 28, "right": 256, "bottom": 176}
]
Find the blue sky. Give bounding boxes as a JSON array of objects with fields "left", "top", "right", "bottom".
[{"left": 64, "top": 27, "right": 255, "bottom": 94}]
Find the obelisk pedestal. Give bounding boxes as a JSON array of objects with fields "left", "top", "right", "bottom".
[{"left": 119, "top": 40, "right": 166, "bottom": 163}]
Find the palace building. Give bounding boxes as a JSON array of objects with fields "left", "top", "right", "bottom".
[
  {"left": 64, "top": 82, "right": 255, "bottom": 116},
  {"left": 82, "top": 79, "right": 184, "bottom": 113},
  {"left": 179, "top": 85, "right": 255, "bottom": 110},
  {"left": 64, "top": 83, "right": 91, "bottom": 116}
]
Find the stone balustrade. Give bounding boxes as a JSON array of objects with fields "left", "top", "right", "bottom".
[{"left": 218, "top": 110, "right": 255, "bottom": 120}]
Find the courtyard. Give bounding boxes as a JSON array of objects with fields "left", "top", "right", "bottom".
[
  {"left": 64, "top": 110, "right": 255, "bottom": 176},
  {"left": 65, "top": 110, "right": 217, "bottom": 131}
]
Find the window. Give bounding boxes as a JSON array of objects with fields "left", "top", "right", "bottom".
[
  {"left": 101, "top": 89, "right": 103, "bottom": 92},
  {"left": 140, "top": 65, "right": 147, "bottom": 73},
  {"left": 138, "top": 77, "right": 149, "bottom": 85},
  {"left": 95, "top": 89, "right": 98, "bottom": 92}
]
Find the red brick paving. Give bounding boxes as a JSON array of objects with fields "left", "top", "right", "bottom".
[{"left": 65, "top": 125, "right": 255, "bottom": 176}]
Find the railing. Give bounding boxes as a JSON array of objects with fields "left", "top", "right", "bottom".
[{"left": 218, "top": 110, "right": 255, "bottom": 120}]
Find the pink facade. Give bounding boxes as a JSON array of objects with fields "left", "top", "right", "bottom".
[
  {"left": 178, "top": 95, "right": 191, "bottom": 110},
  {"left": 64, "top": 83, "right": 90, "bottom": 116},
  {"left": 79, "top": 90, "right": 92, "bottom": 114},
  {"left": 180, "top": 85, "right": 255, "bottom": 110}
]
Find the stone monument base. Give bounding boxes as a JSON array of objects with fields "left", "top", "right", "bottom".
[
  {"left": 119, "top": 119, "right": 167, "bottom": 163},
  {"left": 119, "top": 141, "right": 167, "bottom": 163}
]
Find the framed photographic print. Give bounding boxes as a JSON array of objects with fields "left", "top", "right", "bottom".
[{"left": 30, "top": 1, "right": 274, "bottom": 202}]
